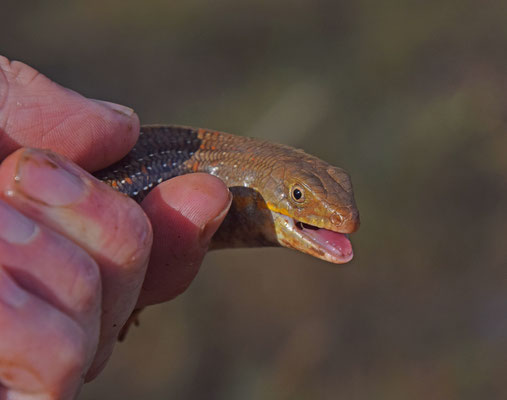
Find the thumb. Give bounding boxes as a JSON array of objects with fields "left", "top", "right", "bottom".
[{"left": 137, "top": 173, "right": 232, "bottom": 307}]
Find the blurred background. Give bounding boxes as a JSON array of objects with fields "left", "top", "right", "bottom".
[{"left": 2, "top": 0, "right": 507, "bottom": 398}]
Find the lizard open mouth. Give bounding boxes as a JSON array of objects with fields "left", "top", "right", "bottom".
[
  {"left": 274, "top": 213, "right": 354, "bottom": 264},
  {"left": 295, "top": 220, "right": 353, "bottom": 263}
]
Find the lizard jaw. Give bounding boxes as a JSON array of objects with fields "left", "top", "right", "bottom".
[{"left": 272, "top": 212, "right": 354, "bottom": 264}]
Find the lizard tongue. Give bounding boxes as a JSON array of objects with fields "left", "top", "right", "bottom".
[{"left": 304, "top": 226, "right": 353, "bottom": 262}]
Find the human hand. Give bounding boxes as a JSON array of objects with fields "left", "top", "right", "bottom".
[{"left": 0, "top": 56, "right": 231, "bottom": 399}]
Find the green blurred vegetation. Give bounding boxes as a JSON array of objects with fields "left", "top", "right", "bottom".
[{"left": 2, "top": 0, "right": 507, "bottom": 399}]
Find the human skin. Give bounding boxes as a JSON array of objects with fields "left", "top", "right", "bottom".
[{"left": 0, "top": 56, "right": 232, "bottom": 399}]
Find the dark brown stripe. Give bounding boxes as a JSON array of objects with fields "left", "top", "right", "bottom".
[{"left": 94, "top": 126, "right": 201, "bottom": 202}]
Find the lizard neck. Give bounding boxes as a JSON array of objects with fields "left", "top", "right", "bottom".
[{"left": 210, "top": 186, "right": 280, "bottom": 250}]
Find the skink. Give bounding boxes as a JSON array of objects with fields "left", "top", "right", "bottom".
[{"left": 94, "top": 125, "right": 360, "bottom": 264}]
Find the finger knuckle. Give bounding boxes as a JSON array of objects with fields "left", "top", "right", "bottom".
[
  {"left": 66, "top": 249, "right": 101, "bottom": 314},
  {"left": 103, "top": 199, "right": 153, "bottom": 271}
]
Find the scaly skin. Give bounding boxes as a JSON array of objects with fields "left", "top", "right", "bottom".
[{"left": 95, "top": 125, "right": 360, "bottom": 264}]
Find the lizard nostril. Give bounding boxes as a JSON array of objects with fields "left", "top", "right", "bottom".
[{"left": 331, "top": 213, "right": 344, "bottom": 226}]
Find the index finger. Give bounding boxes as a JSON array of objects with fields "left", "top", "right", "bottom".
[
  {"left": 0, "top": 56, "right": 139, "bottom": 170},
  {"left": 0, "top": 148, "right": 153, "bottom": 378}
]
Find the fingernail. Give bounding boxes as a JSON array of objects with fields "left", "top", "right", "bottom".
[
  {"left": 200, "top": 190, "right": 232, "bottom": 246},
  {"left": 0, "top": 267, "right": 29, "bottom": 308},
  {"left": 13, "top": 149, "right": 86, "bottom": 206},
  {"left": 0, "top": 201, "right": 38, "bottom": 244},
  {"left": 92, "top": 99, "right": 135, "bottom": 118}
]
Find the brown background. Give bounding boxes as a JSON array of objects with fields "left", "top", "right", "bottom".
[{"left": 2, "top": 0, "right": 506, "bottom": 399}]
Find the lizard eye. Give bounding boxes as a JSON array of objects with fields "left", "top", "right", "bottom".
[{"left": 291, "top": 186, "right": 305, "bottom": 202}]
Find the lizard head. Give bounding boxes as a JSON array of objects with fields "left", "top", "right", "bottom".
[{"left": 261, "top": 153, "right": 360, "bottom": 264}]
